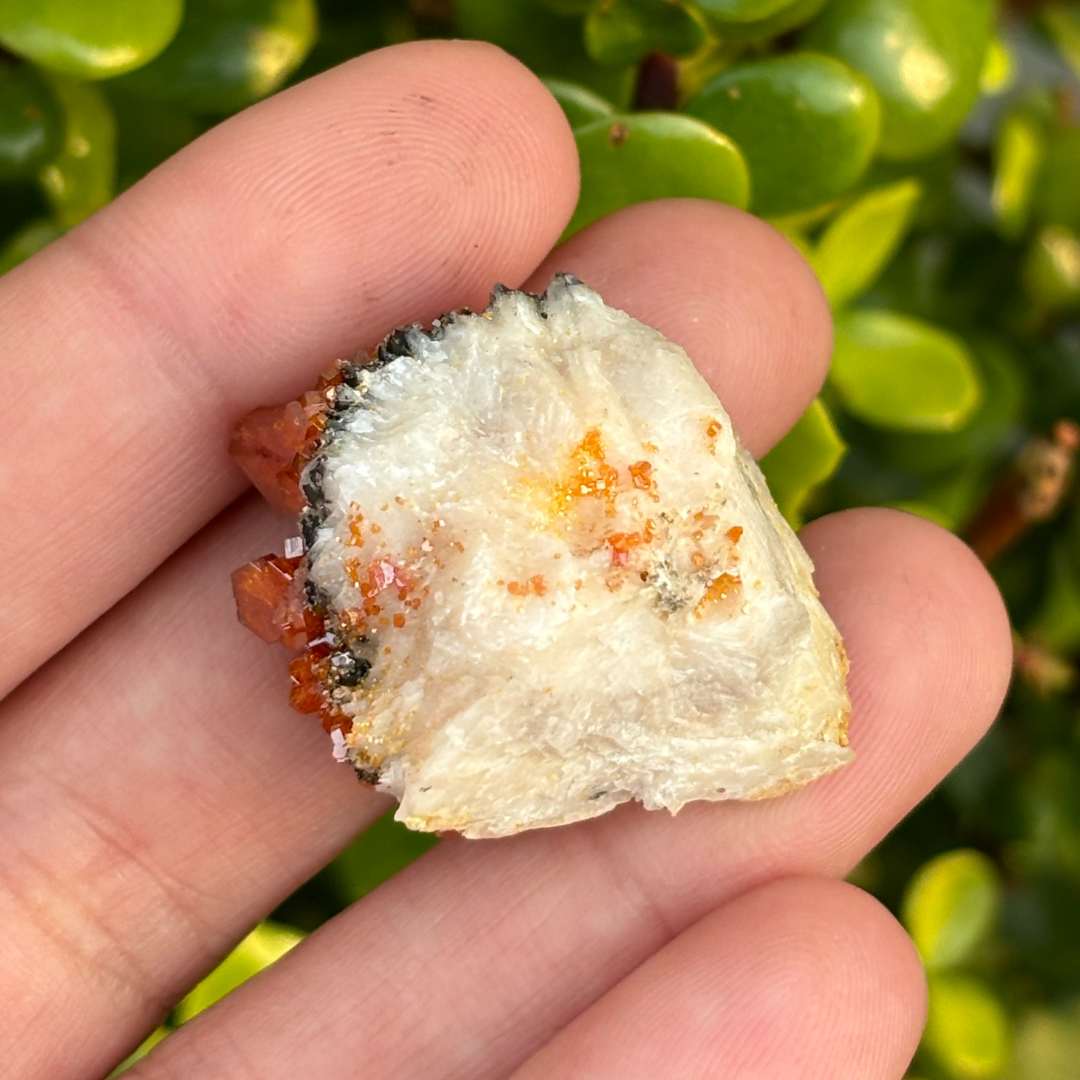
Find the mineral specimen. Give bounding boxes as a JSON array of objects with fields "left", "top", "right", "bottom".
[{"left": 231, "top": 274, "right": 852, "bottom": 838}]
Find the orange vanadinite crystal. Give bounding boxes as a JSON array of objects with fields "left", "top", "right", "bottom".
[
  {"left": 552, "top": 427, "right": 621, "bottom": 516},
  {"left": 705, "top": 418, "right": 723, "bottom": 452},
  {"left": 507, "top": 575, "right": 547, "bottom": 597},
  {"left": 628, "top": 460, "right": 659, "bottom": 501},
  {"left": 230, "top": 368, "right": 343, "bottom": 514},
  {"left": 231, "top": 554, "right": 323, "bottom": 646},
  {"left": 727, "top": 526, "right": 743, "bottom": 544},
  {"left": 695, "top": 572, "right": 742, "bottom": 617},
  {"left": 288, "top": 650, "right": 328, "bottom": 713}
]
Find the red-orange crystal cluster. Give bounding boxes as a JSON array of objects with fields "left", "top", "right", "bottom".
[
  {"left": 229, "top": 367, "right": 345, "bottom": 514},
  {"left": 229, "top": 366, "right": 356, "bottom": 733},
  {"left": 230, "top": 555, "right": 324, "bottom": 649}
]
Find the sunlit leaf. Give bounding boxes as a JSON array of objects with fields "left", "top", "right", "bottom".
[
  {"left": 811, "top": 178, "right": 923, "bottom": 307},
  {"left": 38, "top": 75, "right": 117, "bottom": 227},
  {"left": 696, "top": 0, "right": 799, "bottom": 20},
  {"left": 173, "top": 921, "right": 305, "bottom": 1024},
  {"left": 923, "top": 973, "right": 1012, "bottom": 1079},
  {"left": 1034, "top": 129, "right": 1080, "bottom": 231},
  {"left": 568, "top": 112, "right": 750, "bottom": 236},
  {"left": 1022, "top": 225, "right": 1080, "bottom": 313},
  {"left": 0, "top": 0, "right": 183, "bottom": 80},
  {"left": 758, "top": 399, "right": 846, "bottom": 527},
  {"left": 1041, "top": 4, "right": 1080, "bottom": 83},
  {"left": 1009, "top": 998, "right": 1080, "bottom": 1080},
  {"left": 105, "top": 1026, "right": 170, "bottom": 1079},
  {"left": 685, "top": 53, "right": 881, "bottom": 215},
  {"left": 542, "top": 77, "right": 615, "bottom": 129},
  {"left": 830, "top": 310, "right": 982, "bottom": 432},
  {"left": 992, "top": 108, "right": 1045, "bottom": 240},
  {"left": 584, "top": 0, "right": 706, "bottom": 67},
  {"left": 979, "top": 33, "right": 1015, "bottom": 95},
  {"left": 113, "top": 0, "right": 316, "bottom": 114},
  {"left": 696, "top": 0, "right": 829, "bottom": 40},
  {"left": 805, "top": 0, "right": 994, "bottom": 161},
  {"left": 901, "top": 849, "right": 1002, "bottom": 969}
]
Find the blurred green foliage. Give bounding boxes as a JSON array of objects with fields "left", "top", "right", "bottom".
[{"left": 4, "top": 1, "right": 1080, "bottom": 1076}]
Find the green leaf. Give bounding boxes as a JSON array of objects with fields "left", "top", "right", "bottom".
[
  {"left": 992, "top": 109, "right": 1045, "bottom": 241},
  {"left": 113, "top": 0, "right": 316, "bottom": 114},
  {"left": 901, "top": 849, "right": 1002, "bottom": 969},
  {"left": 1033, "top": 129, "right": 1080, "bottom": 231},
  {"left": 584, "top": 0, "right": 707, "bottom": 67},
  {"left": 0, "top": 218, "right": 63, "bottom": 275},
  {"left": 830, "top": 310, "right": 982, "bottom": 432},
  {"left": 0, "top": 64, "right": 65, "bottom": 179},
  {"left": 923, "top": 973, "right": 1012, "bottom": 1079},
  {"left": 979, "top": 33, "right": 1015, "bottom": 96},
  {"left": 105, "top": 1026, "right": 170, "bottom": 1078},
  {"left": 805, "top": 0, "right": 994, "bottom": 161},
  {"left": 758, "top": 399, "right": 846, "bottom": 527},
  {"left": 173, "top": 921, "right": 304, "bottom": 1024},
  {"left": 698, "top": 0, "right": 829, "bottom": 41},
  {"left": 542, "top": 78, "right": 615, "bottom": 129},
  {"left": 811, "top": 177, "right": 923, "bottom": 307},
  {"left": 1010, "top": 999, "right": 1080, "bottom": 1080},
  {"left": 38, "top": 75, "right": 117, "bottom": 227},
  {"left": 455, "top": 0, "right": 634, "bottom": 106},
  {"left": 1041, "top": 4, "right": 1080, "bottom": 84},
  {"left": 0, "top": 0, "right": 183, "bottom": 80},
  {"left": 696, "top": 0, "right": 799, "bottom": 21},
  {"left": 327, "top": 809, "right": 439, "bottom": 904},
  {"left": 684, "top": 53, "right": 881, "bottom": 216},
  {"left": 1022, "top": 225, "right": 1080, "bottom": 313},
  {"left": 873, "top": 338, "right": 1026, "bottom": 475},
  {"left": 568, "top": 112, "right": 750, "bottom": 236}
]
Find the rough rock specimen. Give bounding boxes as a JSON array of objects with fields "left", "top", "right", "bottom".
[{"left": 231, "top": 274, "right": 852, "bottom": 838}]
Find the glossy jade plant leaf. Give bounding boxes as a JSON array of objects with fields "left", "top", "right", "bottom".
[
  {"left": 830, "top": 309, "right": 982, "bottom": 431},
  {"left": 697, "top": 0, "right": 829, "bottom": 40},
  {"left": 901, "top": 848, "right": 1002, "bottom": 969},
  {"left": 113, "top": 0, "right": 316, "bottom": 114},
  {"left": 173, "top": 921, "right": 305, "bottom": 1024},
  {"left": 0, "top": 64, "right": 64, "bottom": 179},
  {"left": 568, "top": 112, "right": 750, "bottom": 235},
  {"left": 1034, "top": 129, "right": 1080, "bottom": 232},
  {"left": 811, "top": 177, "right": 922, "bottom": 307},
  {"left": 1023, "top": 225, "right": 1080, "bottom": 314},
  {"left": 992, "top": 107, "right": 1046, "bottom": 240},
  {"left": 0, "top": 0, "right": 183, "bottom": 80},
  {"left": 805, "top": 0, "right": 994, "bottom": 161},
  {"left": 923, "top": 973, "right": 1013, "bottom": 1079},
  {"left": 542, "top": 77, "right": 615, "bottom": 129},
  {"left": 758, "top": 398, "right": 846, "bottom": 527},
  {"left": 684, "top": 53, "right": 880, "bottom": 215},
  {"left": 696, "top": 0, "right": 801, "bottom": 20},
  {"left": 38, "top": 75, "right": 117, "bottom": 227},
  {"left": 584, "top": 0, "right": 707, "bottom": 67}
]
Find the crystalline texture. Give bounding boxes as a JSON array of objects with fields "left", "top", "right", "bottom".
[{"left": 232, "top": 274, "right": 852, "bottom": 838}]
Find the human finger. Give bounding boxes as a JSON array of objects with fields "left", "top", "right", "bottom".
[
  {"left": 114, "top": 515, "right": 1007, "bottom": 1080},
  {"left": 0, "top": 199, "right": 834, "bottom": 1079},
  {"left": 0, "top": 39, "right": 578, "bottom": 697},
  {"left": 509, "top": 878, "right": 925, "bottom": 1080}
]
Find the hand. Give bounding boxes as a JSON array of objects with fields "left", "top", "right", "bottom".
[{"left": 0, "top": 40, "right": 1012, "bottom": 1080}]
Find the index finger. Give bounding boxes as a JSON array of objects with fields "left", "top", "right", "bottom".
[{"left": 0, "top": 40, "right": 578, "bottom": 697}]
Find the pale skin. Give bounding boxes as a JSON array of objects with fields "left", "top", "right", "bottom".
[{"left": 0, "top": 39, "right": 1013, "bottom": 1080}]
